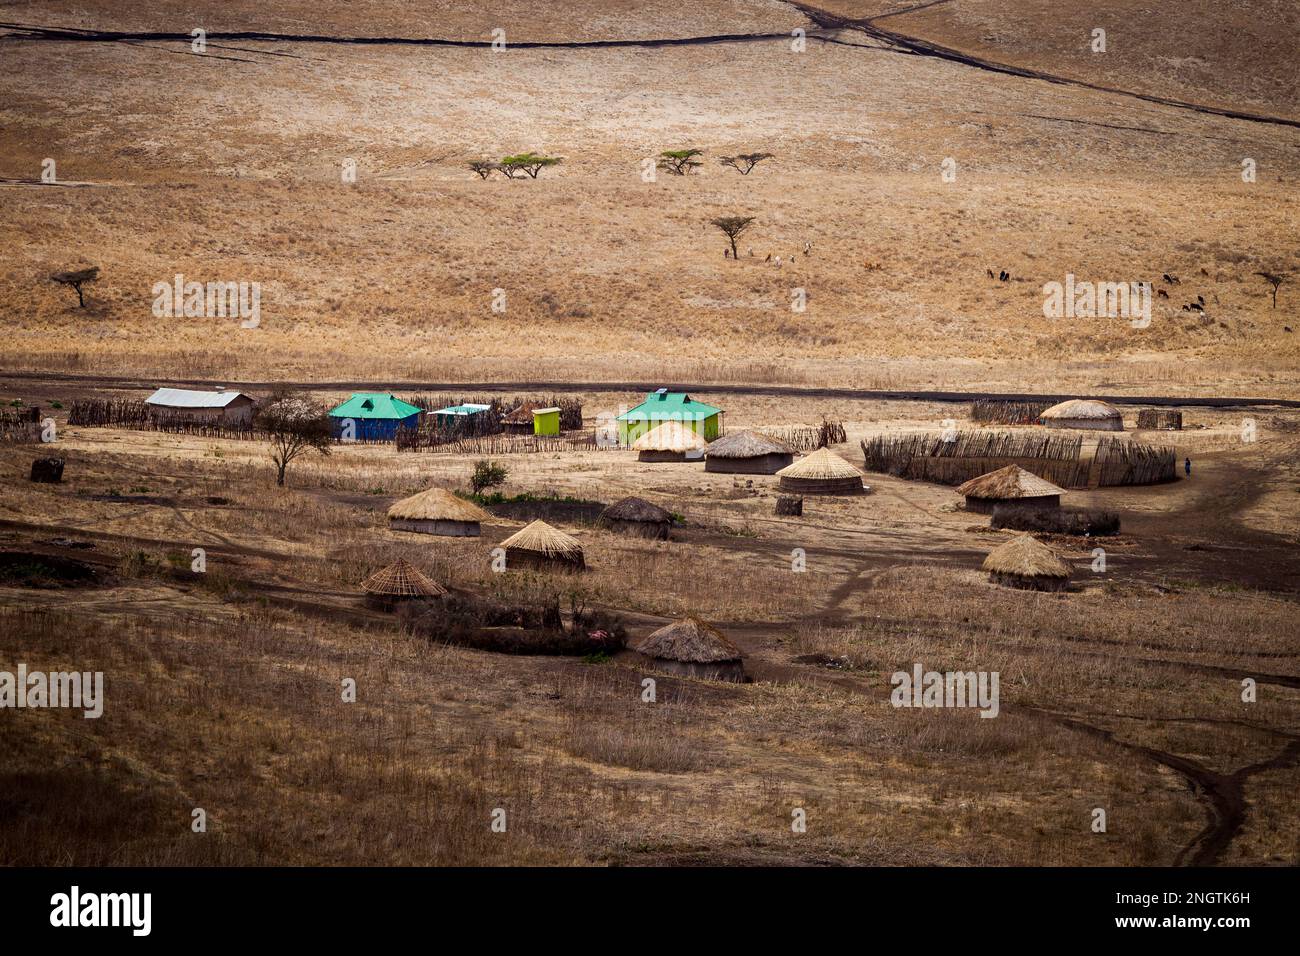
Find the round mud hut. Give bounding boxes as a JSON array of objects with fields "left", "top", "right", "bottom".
[
  {"left": 704, "top": 430, "right": 797, "bottom": 474},
  {"left": 1040, "top": 399, "right": 1124, "bottom": 431},
  {"left": 388, "top": 487, "right": 494, "bottom": 537},
  {"left": 982, "top": 535, "right": 1071, "bottom": 592},
  {"left": 361, "top": 558, "right": 447, "bottom": 609},
  {"left": 956, "top": 465, "right": 1065, "bottom": 514},
  {"left": 498, "top": 519, "right": 586, "bottom": 571},
  {"left": 631, "top": 421, "right": 707, "bottom": 462},
  {"left": 599, "top": 496, "right": 673, "bottom": 540},
  {"left": 634, "top": 617, "right": 746, "bottom": 683},
  {"left": 776, "top": 447, "right": 865, "bottom": 495}
]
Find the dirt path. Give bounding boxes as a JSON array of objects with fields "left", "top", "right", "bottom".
[{"left": 785, "top": 1, "right": 1300, "bottom": 129}]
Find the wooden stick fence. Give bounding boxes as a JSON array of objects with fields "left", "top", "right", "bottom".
[
  {"left": 861, "top": 430, "right": 1089, "bottom": 488},
  {"left": 1095, "top": 436, "right": 1177, "bottom": 485},
  {"left": 970, "top": 400, "right": 1051, "bottom": 425},
  {"left": 397, "top": 430, "right": 603, "bottom": 455}
]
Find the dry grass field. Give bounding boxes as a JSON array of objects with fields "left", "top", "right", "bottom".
[{"left": 1, "top": 1, "right": 1298, "bottom": 869}]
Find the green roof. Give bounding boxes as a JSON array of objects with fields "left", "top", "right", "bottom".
[
  {"left": 329, "top": 393, "right": 422, "bottom": 420},
  {"left": 617, "top": 391, "right": 722, "bottom": 421}
]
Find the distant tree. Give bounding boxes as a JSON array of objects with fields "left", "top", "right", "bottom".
[
  {"left": 710, "top": 216, "right": 755, "bottom": 261},
  {"left": 500, "top": 153, "right": 561, "bottom": 179},
  {"left": 50, "top": 266, "right": 99, "bottom": 308},
  {"left": 469, "top": 160, "right": 500, "bottom": 180},
  {"left": 1254, "top": 271, "right": 1288, "bottom": 308},
  {"left": 470, "top": 459, "right": 508, "bottom": 494},
  {"left": 658, "top": 149, "right": 703, "bottom": 176},
  {"left": 719, "top": 152, "right": 773, "bottom": 175},
  {"left": 256, "top": 395, "right": 332, "bottom": 487}
]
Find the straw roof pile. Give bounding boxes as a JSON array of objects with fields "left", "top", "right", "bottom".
[
  {"left": 502, "top": 402, "right": 541, "bottom": 425},
  {"left": 957, "top": 465, "right": 1065, "bottom": 500},
  {"left": 775, "top": 446, "right": 862, "bottom": 480},
  {"left": 705, "top": 430, "right": 796, "bottom": 459},
  {"left": 1040, "top": 399, "right": 1122, "bottom": 421},
  {"left": 982, "top": 535, "right": 1070, "bottom": 579},
  {"left": 601, "top": 496, "right": 673, "bottom": 524},
  {"left": 388, "top": 487, "right": 493, "bottom": 523},
  {"left": 498, "top": 519, "right": 584, "bottom": 557},
  {"left": 631, "top": 421, "right": 707, "bottom": 453},
  {"left": 361, "top": 558, "right": 447, "bottom": 597},
  {"left": 636, "top": 617, "right": 742, "bottom": 663}
]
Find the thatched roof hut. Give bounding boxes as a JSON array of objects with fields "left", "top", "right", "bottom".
[
  {"left": 635, "top": 617, "right": 745, "bottom": 682},
  {"left": 956, "top": 465, "right": 1065, "bottom": 514},
  {"left": 982, "top": 535, "right": 1071, "bottom": 591},
  {"left": 631, "top": 421, "right": 707, "bottom": 462},
  {"left": 388, "top": 487, "right": 494, "bottom": 537},
  {"left": 599, "top": 496, "right": 673, "bottom": 540},
  {"left": 502, "top": 402, "right": 542, "bottom": 433},
  {"left": 776, "top": 447, "right": 865, "bottom": 495},
  {"left": 704, "top": 430, "right": 796, "bottom": 474},
  {"left": 361, "top": 558, "right": 447, "bottom": 608},
  {"left": 1040, "top": 399, "right": 1124, "bottom": 431},
  {"left": 498, "top": 519, "right": 585, "bottom": 570}
]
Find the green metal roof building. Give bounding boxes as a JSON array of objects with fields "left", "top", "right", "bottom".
[
  {"left": 328, "top": 393, "right": 423, "bottom": 440},
  {"left": 615, "top": 389, "right": 723, "bottom": 446}
]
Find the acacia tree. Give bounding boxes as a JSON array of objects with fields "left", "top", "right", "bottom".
[
  {"left": 469, "top": 160, "right": 500, "bottom": 180},
  {"left": 500, "top": 153, "right": 561, "bottom": 179},
  {"left": 719, "top": 152, "right": 773, "bottom": 175},
  {"left": 50, "top": 266, "right": 99, "bottom": 308},
  {"left": 256, "top": 395, "right": 332, "bottom": 487},
  {"left": 710, "top": 216, "right": 755, "bottom": 261},
  {"left": 658, "top": 149, "right": 703, "bottom": 176},
  {"left": 1254, "top": 271, "right": 1288, "bottom": 309}
]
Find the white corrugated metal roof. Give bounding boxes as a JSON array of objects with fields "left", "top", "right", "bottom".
[{"left": 145, "top": 387, "right": 250, "bottom": 409}]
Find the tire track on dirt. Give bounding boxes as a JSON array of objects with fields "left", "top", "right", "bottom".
[{"left": 785, "top": 1, "right": 1300, "bottom": 129}]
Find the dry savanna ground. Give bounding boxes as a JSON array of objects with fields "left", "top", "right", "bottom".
[
  {"left": 1, "top": 384, "right": 1297, "bottom": 865},
  {"left": 1, "top": 1, "right": 1297, "bottom": 867},
  {"left": 0, "top": 0, "right": 1297, "bottom": 394}
]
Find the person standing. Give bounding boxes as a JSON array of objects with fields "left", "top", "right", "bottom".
[{"left": 1184, "top": 457, "right": 1192, "bottom": 477}]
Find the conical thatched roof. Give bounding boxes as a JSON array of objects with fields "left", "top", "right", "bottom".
[
  {"left": 957, "top": 465, "right": 1065, "bottom": 500},
  {"left": 775, "top": 446, "right": 861, "bottom": 480},
  {"left": 498, "top": 519, "right": 584, "bottom": 557},
  {"left": 601, "top": 496, "right": 673, "bottom": 523},
  {"left": 1041, "top": 399, "right": 1121, "bottom": 421},
  {"left": 631, "top": 421, "right": 707, "bottom": 453},
  {"left": 636, "top": 617, "right": 742, "bottom": 663},
  {"left": 982, "top": 535, "right": 1070, "bottom": 579},
  {"left": 705, "top": 430, "right": 796, "bottom": 459},
  {"left": 388, "top": 487, "right": 493, "bottom": 522},
  {"left": 361, "top": 558, "right": 447, "bottom": 597}
]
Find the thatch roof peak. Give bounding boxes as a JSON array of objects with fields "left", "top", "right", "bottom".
[
  {"left": 499, "top": 519, "right": 584, "bottom": 556},
  {"left": 388, "top": 487, "right": 493, "bottom": 522},
  {"left": 775, "top": 446, "right": 861, "bottom": 480},
  {"left": 361, "top": 558, "right": 447, "bottom": 597},
  {"left": 635, "top": 617, "right": 742, "bottom": 663},
  {"left": 631, "top": 421, "right": 707, "bottom": 452},
  {"left": 982, "top": 535, "right": 1070, "bottom": 578},
  {"left": 957, "top": 465, "right": 1065, "bottom": 500},
  {"left": 705, "top": 430, "right": 796, "bottom": 458},
  {"left": 601, "top": 496, "right": 673, "bottom": 523},
  {"left": 1041, "top": 399, "right": 1121, "bottom": 421}
]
